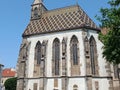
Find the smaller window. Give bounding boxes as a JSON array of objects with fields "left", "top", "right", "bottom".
[
  {"left": 33, "top": 83, "right": 37, "bottom": 90},
  {"left": 73, "top": 84, "right": 78, "bottom": 90},
  {"left": 95, "top": 81, "right": 99, "bottom": 90},
  {"left": 34, "top": 7, "right": 38, "bottom": 17}
]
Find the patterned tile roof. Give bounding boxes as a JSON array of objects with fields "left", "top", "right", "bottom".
[{"left": 23, "top": 5, "right": 99, "bottom": 37}]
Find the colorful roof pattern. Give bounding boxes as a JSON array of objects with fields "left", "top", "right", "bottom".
[{"left": 23, "top": 5, "right": 99, "bottom": 37}]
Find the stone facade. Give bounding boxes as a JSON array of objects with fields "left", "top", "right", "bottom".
[
  {"left": 17, "top": 29, "right": 116, "bottom": 90},
  {"left": 16, "top": 0, "right": 120, "bottom": 90}
]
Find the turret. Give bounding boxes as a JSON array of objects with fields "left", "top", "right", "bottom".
[{"left": 31, "top": 0, "right": 47, "bottom": 20}]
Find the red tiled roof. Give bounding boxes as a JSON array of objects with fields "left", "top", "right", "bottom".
[{"left": 2, "top": 68, "right": 16, "bottom": 77}]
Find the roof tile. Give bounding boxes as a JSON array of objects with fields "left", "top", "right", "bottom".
[
  {"left": 23, "top": 5, "right": 98, "bottom": 37},
  {"left": 2, "top": 69, "right": 16, "bottom": 77}
]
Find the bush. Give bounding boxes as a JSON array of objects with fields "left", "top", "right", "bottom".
[{"left": 4, "top": 77, "right": 17, "bottom": 90}]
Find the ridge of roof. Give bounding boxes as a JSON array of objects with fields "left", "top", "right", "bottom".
[
  {"left": 32, "top": 5, "right": 79, "bottom": 19},
  {"left": 46, "top": 5, "right": 79, "bottom": 13}
]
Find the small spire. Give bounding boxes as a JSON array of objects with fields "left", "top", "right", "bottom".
[
  {"left": 31, "top": 0, "right": 46, "bottom": 20},
  {"left": 33, "top": 0, "right": 43, "bottom": 4}
]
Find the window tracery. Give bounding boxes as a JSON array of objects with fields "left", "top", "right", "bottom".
[
  {"left": 35, "top": 41, "right": 42, "bottom": 64},
  {"left": 70, "top": 35, "right": 79, "bottom": 65},
  {"left": 34, "top": 7, "right": 38, "bottom": 18},
  {"left": 89, "top": 36, "right": 99, "bottom": 75},
  {"left": 70, "top": 35, "right": 80, "bottom": 76},
  {"left": 34, "top": 41, "right": 42, "bottom": 77},
  {"left": 52, "top": 38, "right": 60, "bottom": 75}
]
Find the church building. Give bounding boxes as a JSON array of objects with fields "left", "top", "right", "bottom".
[{"left": 16, "top": 0, "right": 120, "bottom": 90}]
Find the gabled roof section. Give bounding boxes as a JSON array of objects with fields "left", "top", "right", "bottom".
[{"left": 23, "top": 5, "right": 99, "bottom": 37}]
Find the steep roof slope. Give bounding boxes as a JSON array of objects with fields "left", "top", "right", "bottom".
[{"left": 23, "top": 5, "right": 99, "bottom": 37}]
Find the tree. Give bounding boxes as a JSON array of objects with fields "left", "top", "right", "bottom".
[
  {"left": 4, "top": 77, "right": 17, "bottom": 90},
  {"left": 97, "top": 0, "right": 120, "bottom": 64}
]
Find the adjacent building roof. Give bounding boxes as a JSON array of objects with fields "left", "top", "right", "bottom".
[
  {"left": 2, "top": 68, "right": 16, "bottom": 77},
  {"left": 23, "top": 5, "right": 99, "bottom": 37}
]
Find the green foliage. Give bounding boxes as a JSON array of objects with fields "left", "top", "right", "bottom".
[
  {"left": 4, "top": 77, "right": 17, "bottom": 90},
  {"left": 97, "top": 0, "right": 120, "bottom": 64}
]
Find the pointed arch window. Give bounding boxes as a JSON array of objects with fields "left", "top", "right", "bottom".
[
  {"left": 53, "top": 38, "right": 60, "bottom": 75},
  {"left": 89, "top": 36, "right": 98, "bottom": 75},
  {"left": 71, "top": 36, "right": 79, "bottom": 65},
  {"left": 35, "top": 41, "right": 41, "bottom": 64},
  {"left": 34, "top": 7, "right": 38, "bottom": 17},
  {"left": 114, "top": 65, "right": 119, "bottom": 79}
]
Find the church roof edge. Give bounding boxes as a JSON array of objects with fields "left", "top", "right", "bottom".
[{"left": 22, "top": 25, "right": 100, "bottom": 38}]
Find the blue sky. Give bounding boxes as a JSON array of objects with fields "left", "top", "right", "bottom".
[{"left": 0, "top": 0, "right": 109, "bottom": 68}]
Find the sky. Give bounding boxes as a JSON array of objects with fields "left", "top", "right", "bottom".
[{"left": 0, "top": 0, "right": 109, "bottom": 69}]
